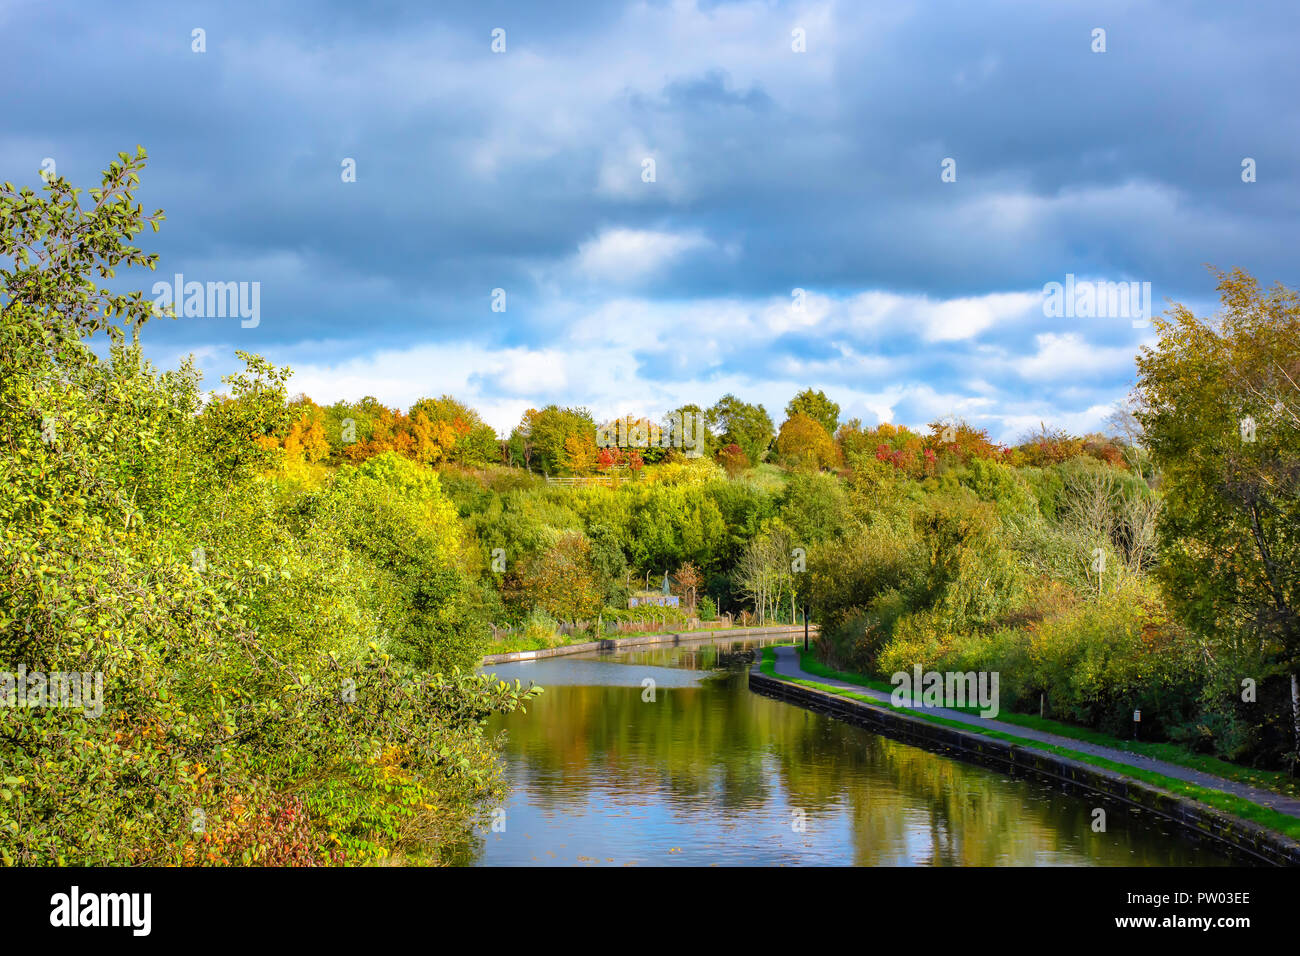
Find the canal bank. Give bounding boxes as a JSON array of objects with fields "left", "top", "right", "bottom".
[{"left": 751, "top": 646, "right": 1300, "bottom": 867}]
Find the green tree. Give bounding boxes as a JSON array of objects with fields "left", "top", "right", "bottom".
[
  {"left": 707, "top": 394, "right": 774, "bottom": 466},
  {"left": 512, "top": 405, "right": 597, "bottom": 475},
  {"left": 1136, "top": 269, "right": 1300, "bottom": 770},
  {"left": 664, "top": 402, "right": 715, "bottom": 459},
  {"left": 785, "top": 388, "right": 840, "bottom": 436}
]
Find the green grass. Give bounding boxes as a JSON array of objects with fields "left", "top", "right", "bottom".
[
  {"left": 757, "top": 647, "right": 1300, "bottom": 842},
  {"left": 793, "top": 648, "right": 1299, "bottom": 800},
  {"left": 740, "top": 463, "right": 788, "bottom": 492}
]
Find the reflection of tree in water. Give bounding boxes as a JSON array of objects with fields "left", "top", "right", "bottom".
[
  {"left": 490, "top": 661, "right": 1233, "bottom": 866},
  {"left": 764, "top": 716, "right": 1232, "bottom": 866},
  {"left": 496, "top": 676, "right": 780, "bottom": 811},
  {"left": 601, "top": 635, "right": 783, "bottom": 673}
]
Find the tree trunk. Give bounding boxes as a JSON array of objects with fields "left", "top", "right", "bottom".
[{"left": 1291, "top": 671, "right": 1300, "bottom": 777}]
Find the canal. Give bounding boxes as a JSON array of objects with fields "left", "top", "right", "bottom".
[{"left": 467, "top": 635, "right": 1236, "bottom": 866}]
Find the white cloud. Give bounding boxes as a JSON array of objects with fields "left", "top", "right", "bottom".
[
  {"left": 914, "top": 292, "right": 1041, "bottom": 342},
  {"left": 1012, "top": 332, "right": 1136, "bottom": 382},
  {"left": 573, "top": 228, "right": 712, "bottom": 283}
]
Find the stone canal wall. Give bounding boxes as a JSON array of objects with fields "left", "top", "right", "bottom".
[
  {"left": 481, "top": 624, "right": 815, "bottom": 665},
  {"left": 749, "top": 670, "right": 1300, "bottom": 867}
]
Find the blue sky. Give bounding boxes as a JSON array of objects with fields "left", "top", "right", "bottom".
[{"left": 6, "top": 0, "right": 1298, "bottom": 441}]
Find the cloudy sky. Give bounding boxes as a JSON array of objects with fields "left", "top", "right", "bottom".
[{"left": 5, "top": 0, "right": 1297, "bottom": 441}]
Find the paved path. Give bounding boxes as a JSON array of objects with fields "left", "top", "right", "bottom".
[{"left": 765, "top": 645, "right": 1300, "bottom": 819}]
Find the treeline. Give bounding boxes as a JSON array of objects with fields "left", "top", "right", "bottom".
[{"left": 283, "top": 384, "right": 1143, "bottom": 480}]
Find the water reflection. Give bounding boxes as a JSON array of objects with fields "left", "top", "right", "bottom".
[{"left": 467, "top": 639, "right": 1235, "bottom": 866}]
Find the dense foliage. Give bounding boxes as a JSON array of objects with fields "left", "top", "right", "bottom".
[
  {"left": 0, "top": 153, "right": 539, "bottom": 866},
  {"left": 1136, "top": 269, "right": 1300, "bottom": 768}
]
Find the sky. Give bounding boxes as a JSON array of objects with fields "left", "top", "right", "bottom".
[{"left": 5, "top": 0, "right": 1298, "bottom": 442}]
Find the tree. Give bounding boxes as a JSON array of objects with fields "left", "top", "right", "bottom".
[
  {"left": 1016, "top": 423, "right": 1085, "bottom": 466},
  {"left": 283, "top": 396, "right": 330, "bottom": 463},
  {"left": 1105, "top": 395, "right": 1146, "bottom": 448},
  {"left": 778, "top": 470, "right": 849, "bottom": 544},
  {"left": 663, "top": 403, "right": 714, "bottom": 459},
  {"left": 674, "top": 561, "right": 703, "bottom": 612},
  {"left": 707, "top": 394, "right": 774, "bottom": 466},
  {"left": 0, "top": 151, "right": 542, "bottom": 865},
  {"left": 785, "top": 388, "right": 840, "bottom": 436},
  {"left": 834, "top": 418, "right": 874, "bottom": 461},
  {"left": 512, "top": 405, "right": 597, "bottom": 475},
  {"left": 1, "top": 145, "right": 165, "bottom": 343},
  {"left": 199, "top": 351, "right": 293, "bottom": 481},
  {"left": 1058, "top": 460, "right": 1123, "bottom": 600},
  {"left": 1136, "top": 268, "right": 1300, "bottom": 771},
  {"left": 409, "top": 394, "right": 498, "bottom": 466},
  {"left": 736, "top": 525, "right": 797, "bottom": 623},
  {"left": 775, "top": 413, "right": 841, "bottom": 471},
  {"left": 517, "top": 532, "right": 603, "bottom": 621},
  {"left": 926, "top": 419, "right": 1001, "bottom": 465}
]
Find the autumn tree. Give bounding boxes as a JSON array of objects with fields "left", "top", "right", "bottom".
[
  {"left": 775, "top": 413, "right": 841, "bottom": 471},
  {"left": 717, "top": 442, "right": 749, "bottom": 477},
  {"left": 926, "top": 419, "right": 1001, "bottom": 465},
  {"left": 409, "top": 395, "right": 499, "bottom": 466},
  {"left": 835, "top": 418, "right": 874, "bottom": 461},
  {"left": 1016, "top": 423, "right": 1085, "bottom": 466},
  {"left": 517, "top": 532, "right": 603, "bottom": 621},
  {"left": 283, "top": 395, "right": 330, "bottom": 463},
  {"left": 674, "top": 561, "right": 703, "bottom": 612}
]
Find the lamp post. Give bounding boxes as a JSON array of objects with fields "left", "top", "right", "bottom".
[{"left": 803, "top": 605, "right": 809, "bottom": 653}]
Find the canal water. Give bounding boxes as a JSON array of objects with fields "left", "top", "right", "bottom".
[{"left": 467, "top": 636, "right": 1236, "bottom": 866}]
